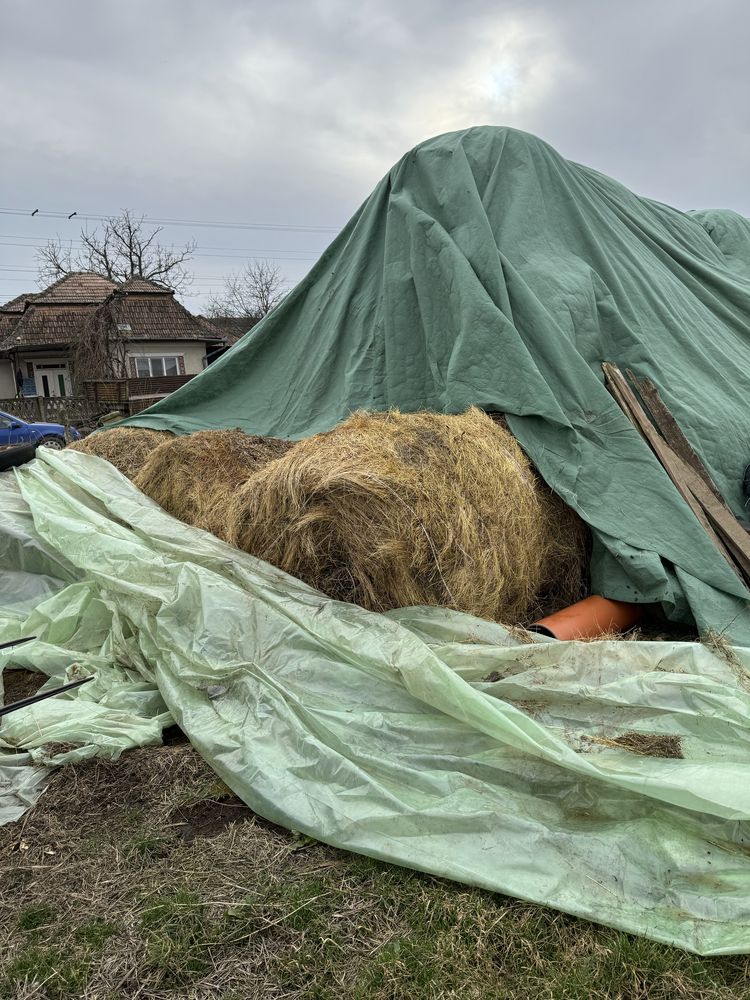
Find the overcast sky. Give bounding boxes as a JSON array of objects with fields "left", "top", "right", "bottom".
[{"left": 1, "top": 0, "right": 748, "bottom": 311}]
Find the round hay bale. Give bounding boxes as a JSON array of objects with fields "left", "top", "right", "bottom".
[
  {"left": 67, "top": 427, "right": 172, "bottom": 480},
  {"left": 226, "top": 407, "right": 587, "bottom": 622},
  {"left": 133, "top": 429, "right": 294, "bottom": 539}
]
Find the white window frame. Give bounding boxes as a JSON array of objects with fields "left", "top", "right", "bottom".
[{"left": 131, "top": 355, "right": 182, "bottom": 377}]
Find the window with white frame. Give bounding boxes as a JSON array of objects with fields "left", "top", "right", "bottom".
[{"left": 133, "top": 356, "right": 181, "bottom": 377}]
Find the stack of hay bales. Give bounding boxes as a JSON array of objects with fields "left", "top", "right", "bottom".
[
  {"left": 133, "top": 429, "right": 293, "bottom": 539},
  {"left": 67, "top": 427, "right": 172, "bottom": 480},
  {"left": 226, "top": 407, "right": 587, "bottom": 623},
  {"left": 69, "top": 412, "right": 588, "bottom": 624}
]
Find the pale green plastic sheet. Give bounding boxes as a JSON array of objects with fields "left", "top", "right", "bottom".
[
  {"left": 3, "top": 450, "right": 750, "bottom": 955},
  {"left": 122, "top": 126, "right": 750, "bottom": 643}
]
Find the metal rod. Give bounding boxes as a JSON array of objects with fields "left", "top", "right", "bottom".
[
  {"left": 0, "top": 676, "right": 94, "bottom": 719},
  {"left": 0, "top": 636, "right": 36, "bottom": 651}
]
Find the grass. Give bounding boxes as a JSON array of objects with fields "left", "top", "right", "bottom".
[
  {"left": 2, "top": 743, "right": 750, "bottom": 999},
  {"left": 17, "top": 906, "right": 56, "bottom": 932}
]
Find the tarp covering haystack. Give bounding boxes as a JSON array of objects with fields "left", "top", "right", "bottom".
[
  {"left": 122, "top": 126, "right": 750, "bottom": 643},
  {"left": 3, "top": 126, "right": 750, "bottom": 954}
]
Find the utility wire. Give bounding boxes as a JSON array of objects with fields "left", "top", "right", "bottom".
[
  {"left": 0, "top": 233, "right": 326, "bottom": 255},
  {"left": 0, "top": 255, "right": 301, "bottom": 274},
  {"left": 0, "top": 208, "right": 340, "bottom": 234},
  {"left": 0, "top": 238, "right": 322, "bottom": 265},
  {"left": 0, "top": 281, "right": 301, "bottom": 297}
]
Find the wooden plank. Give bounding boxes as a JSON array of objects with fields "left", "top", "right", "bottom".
[
  {"left": 624, "top": 370, "right": 750, "bottom": 568},
  {"left": 602, "top": 363, "right": 745, "bottom": 582},
  {"left": 669, "top": 452, "right": 750, "bottom": 580},
  {"left": 602, "top": 363, "right": 728, "bottom": 541},
  {"left": 625, "top": 370, "right": 724, "bottom": 502}
]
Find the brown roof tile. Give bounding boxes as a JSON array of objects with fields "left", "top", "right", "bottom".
[
  {"left": 112, "top": 294, "right": 221, "bottom": 342},
  {"left": 202, "top": 315, "right": 255, "bottom": 345},
  {"left": 0, "top": 272, "right": 224, "bottom": 351},
  {"left": 119, "top": 276, "right": 172, "bottom": 294},
  {"left": 1, "top": 305, "right": 97, "bottom": 350},
  {"left": 1, "top": 291, "right": 37, "bottom": 313},
  {"left": 0, "top": 313, "right": 21, "bottom": 342},
  {"left": 35, "top": 272, "right": 117, "bottom": 304}
]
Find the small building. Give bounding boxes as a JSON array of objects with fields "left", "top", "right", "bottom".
[
  {"left": 0, "top": 273, "right": 225, "bottom": 398},
  {"left": 198, "top": 315, "right": 256, "bottom": 366}
]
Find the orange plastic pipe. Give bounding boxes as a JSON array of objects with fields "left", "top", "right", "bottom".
[{"left": 529, "top": 596, "right": 646, "bottom": 641}]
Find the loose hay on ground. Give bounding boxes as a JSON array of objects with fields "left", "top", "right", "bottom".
[
  {"left": 67, "top": 427, "right": 172, "bottom": 480},
  {"left": 133, "top": 429, "right": 294, "bottom": 539},
  {"left": 227, "top": 407, "right": 587, "bottom": 623}
]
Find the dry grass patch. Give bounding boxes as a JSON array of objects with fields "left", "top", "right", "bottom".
[
  {"left": 3, "top": 742, "right": 750, "bottom": 998},
  {"left": 587, "top": 732, "right": 684, "bottom": 759}
]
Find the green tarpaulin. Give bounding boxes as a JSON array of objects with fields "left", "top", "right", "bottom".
[
  {"left": 124, "top": 126, "right": 750, "bottom": 642},
  {"left": 3, "top": 128, "right": 750, "bottom": 954}
]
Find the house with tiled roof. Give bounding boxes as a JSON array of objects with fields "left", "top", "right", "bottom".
[
  {"left": 0, "top": 292, "right": 37, "bottom": 348},
  {"left": 0, "top": 272, "right": 224, "bottom": 398},
  {"left": 200, "top": 314, "right": 256, "bottom": 347}
]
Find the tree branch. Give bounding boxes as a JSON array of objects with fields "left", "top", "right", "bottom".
[{"left": 35, "top": 210, "right": 195, "bottom": 292}]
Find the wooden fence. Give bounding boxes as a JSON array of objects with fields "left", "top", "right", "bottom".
[
  {"left": 83, "top": 375, "right": 196, "bottom": 414},
  {"left": 1, "top": 374, "right": 197, "bottom": 427}
]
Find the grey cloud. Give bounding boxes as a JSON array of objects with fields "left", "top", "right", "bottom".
[{"left": 0, "top": 0, "right": 747, "bottom": 310}]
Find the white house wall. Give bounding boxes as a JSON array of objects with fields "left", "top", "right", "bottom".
[
  {"left": 0, "top": 360, "right": 15, "bottom": 397},
  {"left": 127, "top": 341, "right": 207, "bottom": 375}
]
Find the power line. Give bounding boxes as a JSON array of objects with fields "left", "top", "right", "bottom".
[
  {"left": 0, "top": 239, "right": 322, "bottom": 265},
  {"left": 0, "top": 208, "right": 340, "bottom": 234},
  {"left": 0, "top": 256, "right": 318, "bottom": 274},
  {"left": 0, "top": 269, "right": 299, "bottom": 284},
  {"left": 0, "top": 233, "right": 326, "bottom": 255},
  {"left": 0, "top": 282, "right": 296, "bottom": 294}
]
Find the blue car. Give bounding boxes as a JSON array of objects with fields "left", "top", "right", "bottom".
[{"left": 0, "top": 409, "right": 81, "bottom": 451}]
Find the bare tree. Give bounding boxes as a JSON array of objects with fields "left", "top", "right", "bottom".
[
  {"left": 71, "top": 300, "right": 129, "bottom": 387},
  {"left": 206, "top": 260, "right": 285, "bottom": 323},
  {"left": 36, "top": 210, "right": 195, "bottom": 293}
]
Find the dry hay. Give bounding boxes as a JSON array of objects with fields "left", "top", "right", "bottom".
[
  {"left": 606, "top": 732, "right": 684, "bottom": 758},
  {"left": 227, "top": 407, "right": 587, "bottom": 623},
  {"left": 133, "top": 429, "right": 294, "bottom": 539},
  {"left": 67, "top": 426, "right": 172, "bottom": 480}
]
